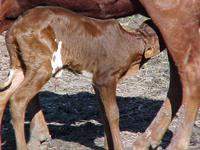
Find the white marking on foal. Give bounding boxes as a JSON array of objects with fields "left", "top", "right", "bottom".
[
  {"left": 51, "top": 41, "right": 63, "bottom": 74},
  {"left": 4, "top": 69, "right": 14, "bottom": 85},
  {"left": 81, "top": 70, "right": 93, "bottom": 82},
  {"left": 54, "top": 69, "right": 63, "bottom": 78}
]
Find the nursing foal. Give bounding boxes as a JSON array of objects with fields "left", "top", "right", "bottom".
[{"left": 1, "top": 6, "right": 159, "bottom": 150}]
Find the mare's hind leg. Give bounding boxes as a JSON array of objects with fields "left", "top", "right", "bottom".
[
  {"left": 133, "top": 54, "right": 182, "bottom": 149},
  {"left": 137, "top": 1, "right": 200, "bottom": 149},
  {"left": 9, "top": 67, "right": 51, "bottom": 150}
]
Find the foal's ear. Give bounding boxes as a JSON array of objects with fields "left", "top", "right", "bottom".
[
  {"left": 120, "top": 23, "right": 137, "bottom": 33},
  {"left": 139, "top": 23, "right": 160, "bottom": 58},
  {"left": 144, "top": 45, "right": 157, "bottom": 58}
]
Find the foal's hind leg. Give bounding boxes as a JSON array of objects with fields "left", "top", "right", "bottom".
[
  {"left": 0, "top": 70, "right": 50, "bottom": 148},
  {"left": 0, "top": 69, "right": 24, "bottom": 149},
  {"left": 27, "top": 94, "right": 51, "bottom": 147},
  {"left": 9, "top": 68, "right": 51, "bottom": 150}
]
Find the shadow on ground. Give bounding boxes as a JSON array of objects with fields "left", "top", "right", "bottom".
[{"left": 1, "top": 91, "right": 174, "bottom": 150}]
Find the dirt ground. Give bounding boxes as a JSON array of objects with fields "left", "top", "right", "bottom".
[{"left": 0, "top": 16, "right": 199, "bottom": 150}]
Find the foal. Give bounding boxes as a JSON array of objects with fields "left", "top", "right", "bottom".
[{"left": 1, "top": 6, "right": 159, "bottom": 150}]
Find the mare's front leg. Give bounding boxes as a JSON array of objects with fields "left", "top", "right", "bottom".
[
  {"left": 9, "top": 67, "right": 51, "bottom": 150},
  {"left": 93, "top": 77, "right": 124, "bottom": 150}
]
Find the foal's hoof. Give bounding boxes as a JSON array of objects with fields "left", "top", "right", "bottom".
[
  {"left": 132, "top": 140, "right": 149, "bottom": 150},
  {"left": 27, "top": 135, "right": 51, "bottom": 150},
  {"left": 132, "top": 132, "right": 162, "bottom": 150},
  {"left": 156, "top": 146, "right": 164, "bottom": 150},
  {"left": 28, "top": 141, "right": 49, "bottom": 150},
  {"left": 27, "top": 140, "right": 42, "bottom": 150}
]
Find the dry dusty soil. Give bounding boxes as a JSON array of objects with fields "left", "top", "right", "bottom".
[{"left": 0, "top": 16, "right": 199, "bottom": 150}]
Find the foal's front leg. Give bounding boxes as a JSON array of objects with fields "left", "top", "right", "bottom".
[{"left": 93, "top": 78, "right": 124, "bottom": 150}]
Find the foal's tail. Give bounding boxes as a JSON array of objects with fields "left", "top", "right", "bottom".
[{"left": 0, "top": 27, "right": 24, "bottom": 91}]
